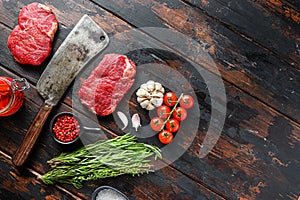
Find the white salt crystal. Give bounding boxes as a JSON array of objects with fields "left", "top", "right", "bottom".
[{"left": 96, "top": 188, "right": 126, "bottom": 200}]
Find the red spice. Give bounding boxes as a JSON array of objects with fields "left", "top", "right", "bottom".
[{"left": 52, "top": 115, "right": 80, "bottom": 143}]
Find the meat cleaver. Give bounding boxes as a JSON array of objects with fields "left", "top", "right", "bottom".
[{"left": 12, "top": 15, "right": 109, "bottom": 167}]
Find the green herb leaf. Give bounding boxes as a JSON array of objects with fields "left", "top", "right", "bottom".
[{"left": 42, "top": 134, "right": 161, "bottom": 188}]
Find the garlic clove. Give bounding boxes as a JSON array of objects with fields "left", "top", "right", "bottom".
[
  {"left": 132, "top": 113, "right": 141, "bottom": 131},
  {"left": 150, "top": 97, "right": 163, "bottom": 107},
  {"left": 140, "top": 83, "right": 148, "bottom": 90},
  {"left": 117, "top": 111, "right": 128, "bottom": 130},
  {"left": 155, "top": 82, "right": 164, "bottom": 93},
  {"left": 146, "top": 103, "right": 156, "bottom": 110},
  {"left": 140, "top": 100, "right": 150, "bottom": 108},
  {"left": 137, "top": 97, "right": 147, "bottom": 103},
  {"left": 147, "top": 80, "right": 155, "bottom": 91},
  {"left": 154, "top": 82, "right": 162, "bottom": 91},
  {"left": 161, "top": 87, "right": 165, "bottom": 93},
  {"left": 151, "top": 90, "right": 164, "bottom": 98},
  {"left": 136, "top": 88, "right": 150, "bottom": 97}
]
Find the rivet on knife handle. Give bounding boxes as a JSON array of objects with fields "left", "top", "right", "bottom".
[{"left": 12, "top": 103, "right": 54, "bottom": 167}]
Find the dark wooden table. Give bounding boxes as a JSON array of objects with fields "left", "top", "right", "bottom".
[{"left": 0, "top": 0, "right": 299, "bottom": 199}]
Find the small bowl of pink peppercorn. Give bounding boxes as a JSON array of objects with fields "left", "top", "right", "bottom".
[{"left": 50, "top": 112, "right": 81, "bottom": 145}]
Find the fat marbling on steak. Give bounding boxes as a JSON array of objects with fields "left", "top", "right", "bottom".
[
  {"left": 8, "top": 2, "right": 58, "bottom": 66},
  {"left": 78, "top": 54, "right": 137, "bottom": 116}
]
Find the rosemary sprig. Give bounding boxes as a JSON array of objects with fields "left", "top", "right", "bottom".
[{"left": 42, "top": 134, "right": 161, "bottom": 188}]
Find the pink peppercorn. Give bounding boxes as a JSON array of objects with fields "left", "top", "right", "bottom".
[{"left": 52, "top": 115, "right": 80, "bottom": 143}]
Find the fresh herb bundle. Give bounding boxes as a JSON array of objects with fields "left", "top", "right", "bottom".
[{"left": 42, "top": 134, "right": 162, "bottom": 188}]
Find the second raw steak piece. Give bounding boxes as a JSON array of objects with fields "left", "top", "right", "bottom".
[{"left": 78, "top": 54, "right": 136, "bottom": 116}]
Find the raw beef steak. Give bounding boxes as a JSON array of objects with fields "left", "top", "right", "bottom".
[
  {"left": 8, "top": 26, "right": 52, "bottom": 66},
  {"left": 8, "top": 3, "right": 58, "bottom": 66},
  {"left": 78, "top": 54, "right": 136, "bottom": 116},
  {"left": 18, "top": 2, "right": 58, "bottom": 40}
]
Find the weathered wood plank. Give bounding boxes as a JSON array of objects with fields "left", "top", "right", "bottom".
[
  {"left": 1, "top": 101, "right": 223, "bottom": 200},
  {"left": 259, "top": 0, "right": 300, "bottom": 23},
  {"left": 0, "top": 20, "right": 70, "bottom": 84},
  {"left": 1, "top": 0, "right": 299, "bottom": 122},
  {"left": 0, "top": 153, "right": 79, "bottom": 200},
  {"left": 276, "top": 0, "right": 300, "bottom": 12},
  {"left": 182, "top": 0, "right": 300, "bottom": 68},
  {"left": 65, "top": 29, "right": 300, "bottom": 199},
  {"left": 0, "top": 66, "right": 223, "bottom": 199},
  {"left": 191, "top": 86, "right": 300, "bottom": 199},
  {"left": 91, "top": 0, "right": 300, "bottom": 122},
  {"left": 0, "top": 0, "right": 131, "bottom": 84},
  {"left": 80, "top": 51, "right": 299, "bottom": 199},
  {"left": 1, "top": 0, "right": 299, "bottom": 199}
]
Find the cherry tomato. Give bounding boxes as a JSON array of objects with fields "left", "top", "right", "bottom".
[
  {"left": 150, "top": 117, "right": 164, "bottom": 132},
  {"left": 179, "top": 94, "right": 195, "bottom": 109},
  {"left": 166, "top": 118, "right": 180, "bottom": 132},
  {"left": 173, "top": 107, "right": 188, "bottom": 121},
  {"left": 157, "top": 105, "right": 171, "bottom": 119},
  {"left": 163, "top": 92, "right": 178, "bottom": 107},
  {"left": 158, "top": 130, "right": 173, "bottom": 144}
]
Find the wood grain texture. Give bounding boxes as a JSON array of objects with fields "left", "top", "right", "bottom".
[
  {"left": 1, "top": 0, "right": 299, "bottom": 122},
  {"left": 91, "top": 0, "right": 300, "bottom": 120},
  {"left": 61, "top": 25, "right": 300, "bottom": 198},
  {"left": 182, "top": 0, "right": 300, "bottom": 68},
  {"left": 0, "top": 65, "right": 222, "bottom": 199},
  {"left": 0, "top": 0, "right": 299, "bottom": 199},
  {"left": 0, "top": 0, "right": 131, "bottom": 84},
  {"left": 12, "top": 103, "right": 54, "bottom": 167},
  {"left": 0, "top": 153, "right": 78, "bottom": 199},
  {"left": 0, "top": 100, "right": 223, "bottom": 200},
  {"left": 73, "top": 50, "right": 300, "bottom": 199},
  {"left": 260, "top": 0, "right": 300, "bottom": 23}
]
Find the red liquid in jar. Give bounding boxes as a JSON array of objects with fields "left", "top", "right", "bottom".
[{"left": 0, "top": 77, "right": 25, "bottom": 116}]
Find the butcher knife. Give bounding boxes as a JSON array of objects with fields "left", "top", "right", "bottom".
[{"left": 12, "top": 15, "right": 109, "bottom": 167}]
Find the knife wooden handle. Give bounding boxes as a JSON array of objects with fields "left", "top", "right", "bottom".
[{"left": 12, "top": 102, "right": 54, "bottom": 167}]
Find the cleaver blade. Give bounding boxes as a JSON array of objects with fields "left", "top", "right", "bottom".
[
  {"left": 37, "top": 14, "right": 109, "bottom": 105},
  {"left": 12, "top": 15, "right": 109, "bottom": 167}
]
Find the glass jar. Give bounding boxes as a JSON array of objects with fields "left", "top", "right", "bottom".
[{"left": 0, "top": 76, "right": 30, "bottom": 116}]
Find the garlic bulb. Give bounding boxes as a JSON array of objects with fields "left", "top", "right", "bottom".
[{"left": 136, "top": 80, "right": 165, "bottom": 110}]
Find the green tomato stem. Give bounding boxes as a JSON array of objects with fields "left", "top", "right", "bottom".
[{"left": 161, "top": 93, "right": 183, "bottom": 131}]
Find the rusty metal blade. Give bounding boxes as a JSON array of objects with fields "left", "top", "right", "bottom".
[{"left": 37, "top": 14, "right": 109, "bottom": 105}]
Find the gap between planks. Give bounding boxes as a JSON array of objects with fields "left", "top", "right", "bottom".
[
  {"left": 89, "top": 0, "right": 300, "bottom": 125},
  {"left": 1, "top": 15, "right": 299, "bottom": 200},
  {"left": 0, "top": 149, "right": 84, "bottom": 200},
  {"left": 0, "top": 3, "right": 262, "bottom": 199},
  {"left": 2, "top": 1, "right": 298, "bottom": 125},
  {"left": 1, "top": 1, "right": 298, "bottom": 197},
  {"left": 0, "top": 21, "right": 13, "bottom": 30},
  {"left": 180, "top": 0, "right": 299, "bottom": 70},
  {"left": 170, "top": 163, "right": 228, "bottom": 200},
  {"left": 63, "top": 100, "right": 229, "bottom": 199},
  {"left": 0, "top": 65, "right": 37, "bottom": 86}
]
